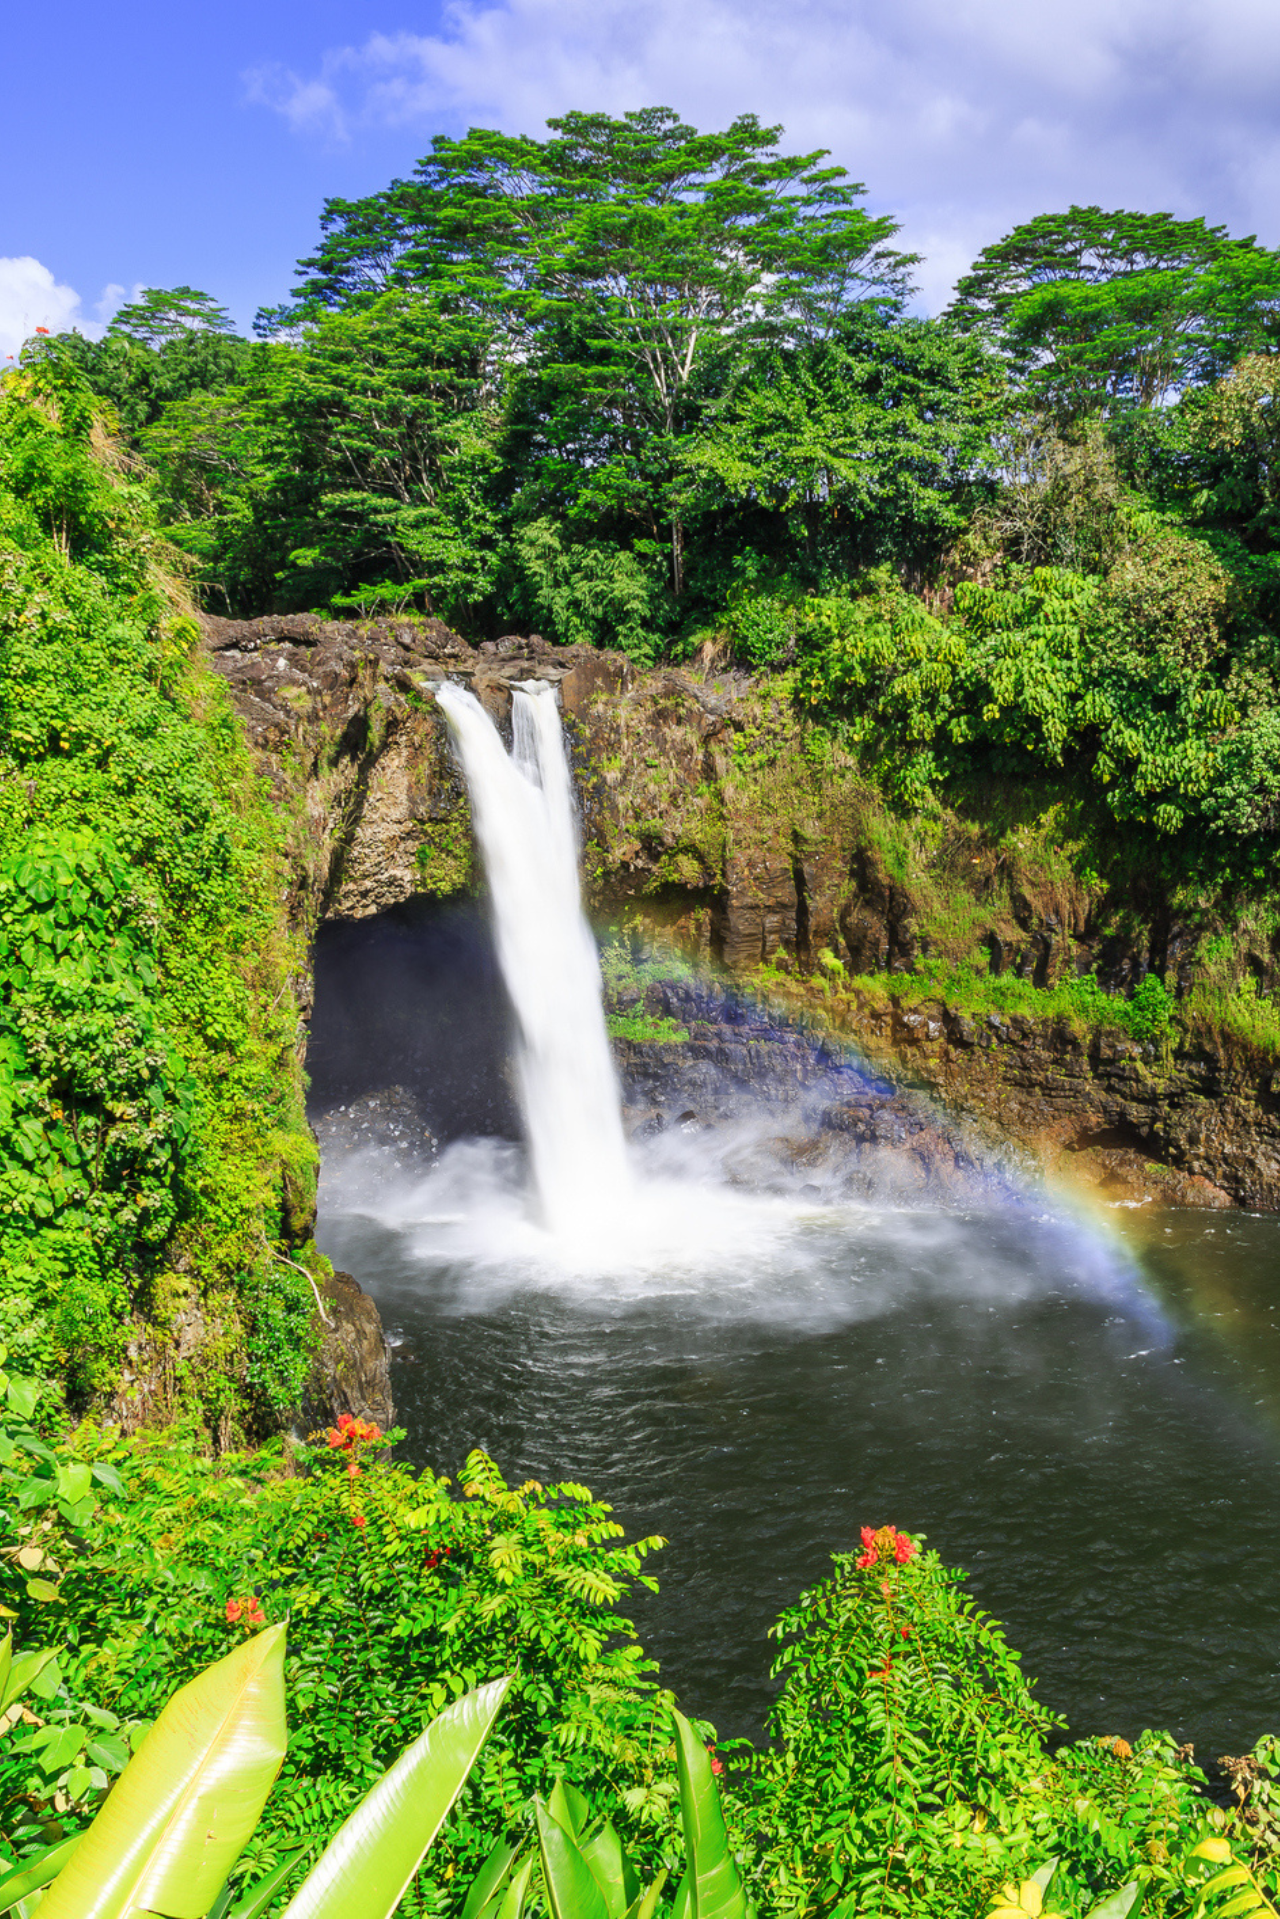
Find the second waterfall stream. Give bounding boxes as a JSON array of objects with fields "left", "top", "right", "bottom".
[{"left": 435, "top": 679, "right": 633, "bottom": 1236}]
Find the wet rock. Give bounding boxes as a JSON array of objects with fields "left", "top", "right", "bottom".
[
  {"left": 313, "top": 1086, "right": 438, "bottom": 1206},
  {"left": 304, "top": 1269, "right": 395, "bottom": 1433},
  {"left": 611, "top": 980, "right": 1004, "bottom": 1207}
]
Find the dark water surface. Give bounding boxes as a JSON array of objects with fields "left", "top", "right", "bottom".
[{"left": 318, "top": 1195, "right": 1280, "bottom": 1755}]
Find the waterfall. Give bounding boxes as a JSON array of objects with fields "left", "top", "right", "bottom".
[{"left": 435, "top": 679, "right": 633, "bottom": 1235}]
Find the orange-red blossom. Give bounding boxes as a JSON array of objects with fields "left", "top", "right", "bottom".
[
  {"left": 856, "top": 1525, "right": 918, "bottom": 1570},
  {"left": 226, "top": 1595, "right": 265, "bottom": 1627},
  {"left": 325, "top": 1412, "right": 382, "bottom": 1449}
]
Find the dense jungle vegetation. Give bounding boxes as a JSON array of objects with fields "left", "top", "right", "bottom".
[
  {"left": 6, "top": 102, "right": 1280, "bottom": 1918},
  {"left": 39, "top": 110, "right": 1280, "bottom": 907},
  {"left": 1, "top": 1352, "right": 1278, "bottom": 1919},
  {"left": 0, "top": 346, "right": 318, "bottom": 1431}
]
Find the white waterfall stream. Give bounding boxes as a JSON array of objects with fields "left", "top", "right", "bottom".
[{"left": 435, "top": 679, "right": 633, "bottom": 1235}]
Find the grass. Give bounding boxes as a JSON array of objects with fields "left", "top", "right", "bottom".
[
  {"left": 759, "top": 948, "right": 1280, "bottom": 1062},
  {"left": 606, "top": 1010, "right": 690, "bottom": 1044}
]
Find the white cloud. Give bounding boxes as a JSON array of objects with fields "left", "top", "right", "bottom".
[
  {"left": 244, "top": 61, "right": 351, "bottom": 142},
  {"left": 0, "top": 259, "right": 127, "bottom": 362},
  {"left": 245, "top": 0, "right": 1280, "bottom": 308}
]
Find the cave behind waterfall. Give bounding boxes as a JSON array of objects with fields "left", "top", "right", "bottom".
[{"left": 307, "top": 899, "right": 519, "bottom": 1144}]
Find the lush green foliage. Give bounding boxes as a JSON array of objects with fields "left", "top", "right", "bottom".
[
  {"left": 747, "top": 1524, "right": 1059, "bottom": 1915},
  {"left": 4, "top": 1411, "right": 1277, "bottom": 1919},
  {"left": 742, "top": 1526, "right": 1276, "bottom": 1919},
  {"left": 457, "top": 1708, "right": 747, "bottom": 1919},
  {"left": 16, "top": 1623, "right": 508, "bottom": 1919},
  {"left": 790, "top": 527, "right": 1279, "bottom": 870},
  {"left": 0, "top": 353, "right": 318, "bottom": 1419},
  {"left": 0, "top": 1426, "right": 675, "bottom": 1908},
  {"left": 945, "top": 207, "right": 1280, "bottom": 415},
  {"left": 43, "top": 110, "right": 995, "bottom": 646}
]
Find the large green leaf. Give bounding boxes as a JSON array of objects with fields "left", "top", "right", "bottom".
[
  {"left": 535, "top": 1798, "right": 609, "bottom": 1919},
  {"left": 672, "top": 1713, "right": 745, "bottom": 1919},
  {"left": 1085, "top": 1886, "right": 1143, "bottom": 1919},
  {"left": 224, "top": 1850, "right": 306, "bottom": 1919},
  {"left": 621, "top": 1867, "right": 667, "bottom": 1919},
  {"left": 279, "top": 1675, "right": 511, "bottom": 1919},
  {"left": 0, "top": 1835, "right": 82, "bottom": 1913},
  {"left": 39, "top": 1625, "right": 288, "bottom": 1919},
  {"left": 461, "top": 1836, "right": 520, "bottom": 1919},
  {"left": 479, "top": 1852, "right": 536, "bottom": 1919},
  {"left": 2, "top": 1642, "right": 58, "bottom": 1715},
  {"left": 580, "top": 1821, "right": 638, "bottom": 1919},
  {"left": 547, "top": 1779, "right": 591, "bottom": 1841}
]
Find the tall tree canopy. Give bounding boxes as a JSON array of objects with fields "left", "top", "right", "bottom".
[
  {"left": 271, "top": 108, "right": 920, "bottom": 598},
  {"left": 946, "top": 207, "right": 1280, "bottom": 414}
]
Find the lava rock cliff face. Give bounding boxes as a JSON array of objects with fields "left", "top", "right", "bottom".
[{"left": 202, "top": 615, "right": 1280, "bottom": 1210}]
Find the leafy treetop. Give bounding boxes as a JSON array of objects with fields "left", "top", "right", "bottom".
[
  {"left": 946, "top": 206, "right": 1280, "bottom": 413},
  {"left": 278, "top": 107, "right": 918, "bottom": 437},
  {"left": 108, "top": 286, "right": 238, "bottom": 348}
]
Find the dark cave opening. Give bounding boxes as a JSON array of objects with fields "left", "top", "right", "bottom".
[{"left": 306, "top": 898, "right": 519, "bottom": 1144}]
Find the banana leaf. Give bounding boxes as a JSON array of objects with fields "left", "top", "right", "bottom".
[
  {"left": 580, "top": 1821, "right": 639, "bottom": 1919},
  {"left": 224, "top": 1850, "right": 307, "bottom": 1919},
  {"left": 536, "top": 1797, "right": 609, "bottom": 1919},
  {"left": 492, "top": 1853, "right": 536, "bottom": 1919},
  {"left": 672, "top": 1713, "right": 746, "bottom": 1919},
  {"left": 0, "top": 1837, "right": 81, "bottom": 1914},
  {"left": 278, "top": 1674, "right": 511, "bottom": 1919},
  {"left": 39, "top": 1624, "right": 288, "bottom": 1919},
  {"left": 547, "top": 1779, "right": 591, "bottom": 1840},
  {"left": 621, "top": 1867, "right": 667, "bottom": 1919},
  {"left": 461, "top": 1835, "right": 521, "bottom": 1919}
]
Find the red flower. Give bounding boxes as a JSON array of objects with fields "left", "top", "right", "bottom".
[
  {"left": 708, "top": 1747, "right": 724, "bottom": 1776},
  {"left": 352, "top": 1513, "right": 366, "bottom": 1529},
  {"left": 35, "top": 327, "right": 49, "bottom": 335},
  {"left": 326, "top": 1412, "right": 382, "bottom": 1451},
  {"left": 226, "top": 1595, "right": 265, "bottom": 1627},
  {"left": 855, "top": 1524, "right": 918, "bottom": 1571},
  {"left": 868, "top": 1656, "right": 893, "bottom": 1681}
]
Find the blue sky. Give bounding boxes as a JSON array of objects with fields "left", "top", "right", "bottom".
[{"left": 4, "top": 0, "right": 1280, "bottom": 355}]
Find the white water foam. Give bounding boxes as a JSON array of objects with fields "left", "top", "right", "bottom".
[{"left": 339, "top": 675, "right": 1161, "bottom": 1332}]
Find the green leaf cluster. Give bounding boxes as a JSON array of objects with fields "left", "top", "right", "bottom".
[
  {"left": 792, "top": 526, "right": 1279, "bottom": 864},
  {"left": 0, "top": 350, "right": 319, "bottom": 1421},
  {"left": 0, "top": 1437, "right": 675, "bottom": 1902},
  {"left": 945, "top": 208, "right": 1280, "bottom": 416}
]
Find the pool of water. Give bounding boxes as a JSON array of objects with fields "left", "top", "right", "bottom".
[{"left": 318, "top": 1189, "right": 1280, "bottom": 1756}]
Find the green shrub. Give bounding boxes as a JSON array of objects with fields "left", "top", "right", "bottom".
[
  {"left": 793, "top": 544, "right": 1277, "bottom": 861},
  {"left": 0, "top": 348, "right": 318, "bottom": 1423},
  {"left": 3, "top": 1432, "right": 676, "bottom": 1902},
  {"left": 746, "top": 1525, "right": 1059, "bottom": 1916}
]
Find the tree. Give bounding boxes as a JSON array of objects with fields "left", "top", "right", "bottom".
[
  {"left": 946, "top": 207, "right": 1280, "bottom": 414},
  {"left": 107, "top": 285, "right": 237, "bottom": 346},
  {"left": 34, "top": 289, "right": 252, "bottom": 437},
  {"left": 279, "top": 108, "right": 918, "bottom": 594},
  {"left": 143, "top": 293, "right": 503, "bottom": 620},
  {"left": 681, "top": 308, "right": 1005, "bottom": 573}
]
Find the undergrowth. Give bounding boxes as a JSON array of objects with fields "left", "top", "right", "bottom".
[{"left": 0, "top": 345, "right": 320, "bottom": 1428}]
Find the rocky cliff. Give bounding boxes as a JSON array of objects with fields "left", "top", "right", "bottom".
[{"left": 201, "top": 613, "right": 1280, "bottom": 1214}]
